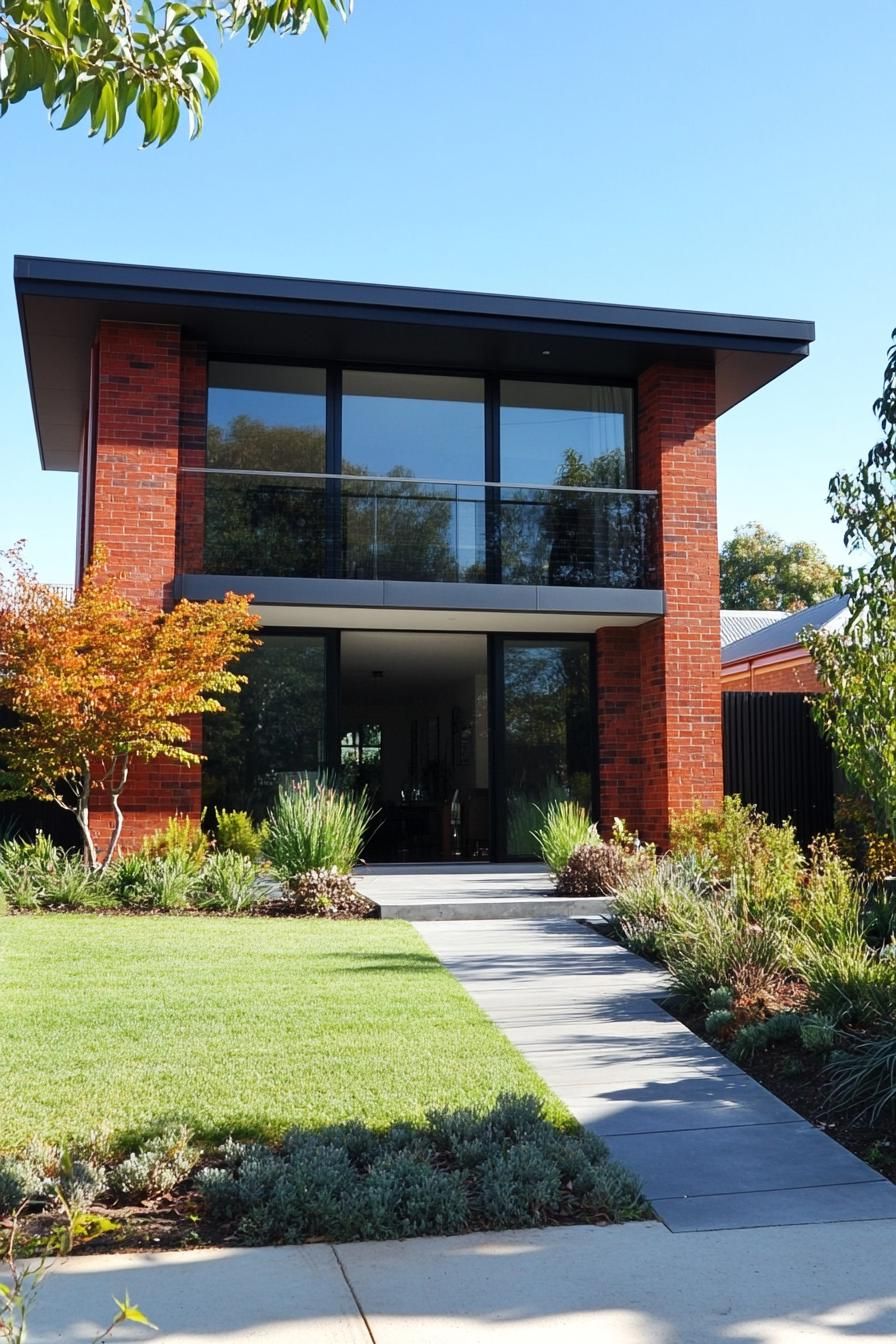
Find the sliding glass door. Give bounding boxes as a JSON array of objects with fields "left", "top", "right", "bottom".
[{"left": 494, "top": 637, "right": 595, "bottom": 859}]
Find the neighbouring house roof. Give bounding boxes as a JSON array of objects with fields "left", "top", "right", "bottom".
[
  {"left": 720, "top": 609, "right": 786, "bottom": 647},
  {"left": 721, "top": 594, "right": 850, "bottom": 665},
  {"left": 14, "top": 255, "right": 815, "bottom": 472}
]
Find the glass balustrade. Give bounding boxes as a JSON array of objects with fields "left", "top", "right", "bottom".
[{"left": 180, "top": 469, "right": 658, "bottom": 589}]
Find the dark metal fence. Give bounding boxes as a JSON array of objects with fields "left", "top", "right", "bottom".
[{"left": 722, "top": 692, "right": 834, "bottom": 847}]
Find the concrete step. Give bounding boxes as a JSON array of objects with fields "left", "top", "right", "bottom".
[{"left": 373, "top": 894, "right": 613, "bottom": 921}]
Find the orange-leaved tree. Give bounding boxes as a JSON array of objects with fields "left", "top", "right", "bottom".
[{"left": 0, "top": 544, "right": 259, "bottom": 870}]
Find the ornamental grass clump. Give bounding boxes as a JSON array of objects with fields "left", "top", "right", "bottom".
[
  {"left": 0, "top": 833, "right": 112, "bottom": 911},
  {"left": 827, "top": 1036, "right": 896, "bottom": 1122},
  {"left": 265, "top": 777, "right": 375, "bottom": 878},
  {"left": 532, "top": 800, "right": 596, "bottom": 875},
  {"left": 195, "top": 850, "right": 260, "bottom": 912}
]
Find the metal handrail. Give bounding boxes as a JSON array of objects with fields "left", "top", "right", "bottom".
[{"left": 181, "top": 465, "right": 657, "bottom": 498}]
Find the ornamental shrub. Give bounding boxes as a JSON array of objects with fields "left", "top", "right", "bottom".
[
  {"left": 670, "top": 795, "right": 803, "bottom": 916},
  {"left": 142, "top": 813, "right": 209, "bottom": 871},
  {"left": 800, "top": 1013, "right": 837, "bottom": 1054},
  {"left": 197, "top": 1095, "right": 646, "bottom": 1243},
  {"left": 283, "top": 868, "right": 376, "bottom": 918},
  {"left": 109, "top": 1126, "right": 199, "bottom": 1200},
  {"left": 556, "top": 841, "right": 632, "bottom": 897},
  {"left": 215, "top": 809, "right": 269, "bottom": 861}
]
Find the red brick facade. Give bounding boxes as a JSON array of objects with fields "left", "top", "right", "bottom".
[
  {"left": 83, "top": 329, "right": 724, "bottom": 853},
  {"left": 83, "top": 321, "right": 208, "bottom": 852},
  {"left": 596, "top": 363, "right": 723, "bottom": 846},
  {"left": 722, "top": 652, "right": 824, "bottom": 694}
]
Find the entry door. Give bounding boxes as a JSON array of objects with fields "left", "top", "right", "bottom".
[{"left": 492, "top": 637, "right": 596, "bottom": 860}]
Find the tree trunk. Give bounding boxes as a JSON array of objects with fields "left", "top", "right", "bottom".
[
  {"left": 99, "top": 753, "right": 129, "bottom": 872},
  {"left": 75, "top": 763, "right": 98, "bottom": 872}
]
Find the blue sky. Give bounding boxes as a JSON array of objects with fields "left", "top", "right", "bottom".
[{"left": 3, "top": 0, "right": 894, "bottom": 580}]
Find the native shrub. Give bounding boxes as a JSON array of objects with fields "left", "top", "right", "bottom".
[
  {"left": 265, "top": 778, "right": 375, "bottom": 877},
  {"left": 109, "top": 1126, "right": 199, "bottom": 1200},
  {"left": 283, "top": 868, "right": 376, "bottom": 918},
  {"left": 556, "top": 841, "right": 642, "bottom": 898},
  {"left": 195, "top": 850, "right": 259, "bottom": 912},
  {"left": 142, "top": 813, "right": 209, "bottom": 871},
  {"left": 215, "top": 809, "right": 268, "bottom": 860}
]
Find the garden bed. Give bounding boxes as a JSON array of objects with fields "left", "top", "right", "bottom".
[{"left": 667, "top": 998, "right": 896, "bottom": 1181}]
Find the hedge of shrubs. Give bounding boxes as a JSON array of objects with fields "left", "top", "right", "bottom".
[
  {"left": 0, "top": 1095, "right": 647, "bottom": 1247},
  {"left": 0, "top": 780, "right": 378, "bottom": 918}
]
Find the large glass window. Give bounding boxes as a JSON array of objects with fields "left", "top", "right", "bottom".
[
  {"left": 204, "top": 365, "right": 327, "bottom": 576},
  {"left": 207, "top": 363, "right": 327, "bottom": 470},
  {"left": 499, "top": 638, "right": 593, "bottom": 859},
  {"left": 498, "top": 383, "right": 637, "bottom": 586},
  {"left": 499, "top": 382, "right": 632, "bottom": 488},
  {"left": 341, "top": 372, "right": 486, "bottom": 582},
  {"left": 202, "top": 635, "right": 328, "bottom": 817}
]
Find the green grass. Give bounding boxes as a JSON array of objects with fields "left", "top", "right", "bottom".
[{"left": 2, "top": 916, "right": 568, "bottom": 1149}]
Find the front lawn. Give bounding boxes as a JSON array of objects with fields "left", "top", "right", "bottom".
[{"left": 2, "top": 916, "right": 567, "bottom": 1148}]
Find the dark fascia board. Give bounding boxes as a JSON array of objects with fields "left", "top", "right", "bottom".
[
  {"left": 14, "top": 255, "right": 815, "bottom": 471},
  {"left": 15, "top": 254, "right": 814, "bottom": 348}
]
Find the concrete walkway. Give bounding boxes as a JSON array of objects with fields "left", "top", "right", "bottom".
[
  {"left": 415, "top": 917, "right": 896, "bottom": 1232},
  {"left": 20, "top": 1221, "right": 896, "bottom": 1342},
  {"left": 355, "top": 863, "right": 611, "bottom": 921}
]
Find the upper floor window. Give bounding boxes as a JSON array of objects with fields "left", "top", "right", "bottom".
[
  {"left": 207, "top": 363, "right": 326, "bottom": 472},
  {"left": 342, "top": 371, "right": 484, "bottom": 481},
  {"left": 499, "top": 382, "right": 632, "bottom": 488}
]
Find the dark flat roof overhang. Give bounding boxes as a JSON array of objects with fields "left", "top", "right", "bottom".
[{"left": 14, "top": 255, "right": 815, "bottom": 472}]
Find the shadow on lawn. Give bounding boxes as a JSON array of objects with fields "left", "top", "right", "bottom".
[{"left": 313, "top": 950, "right": 446, "bottom": 973}]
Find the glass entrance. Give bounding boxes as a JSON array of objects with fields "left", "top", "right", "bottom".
[
  {"left": 340, "top": 631, "right": 490, "bottom": 862},
  {"left": 496, "top": 638, "right": 595, "bottom": 859}
]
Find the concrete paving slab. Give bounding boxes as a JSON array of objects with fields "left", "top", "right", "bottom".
[
  {"left": 570, "top": 1069, "right": 800, "bottom": 1134},
  {"left": 18, "top": 1245, "right": 369, "bottom": 1344},
  {"left": 652, "top": 1179, "right": 896, "bottom": 1231},
  {"left": 417, "top": 917, "right": 896, "bottom": 1232},
  {"left": 337, "top": 1220, "right": 896, "bottom": 1344},
  {"left": 604, "top": 1121, "right": 884, "bottom": 1201}
]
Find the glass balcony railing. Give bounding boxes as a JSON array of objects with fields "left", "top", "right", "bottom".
[{"left": 178, "top": 469, "right": 658, "bottom": 589}]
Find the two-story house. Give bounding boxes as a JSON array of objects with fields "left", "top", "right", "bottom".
[{"left": 15, "top": 257, "right": 813, "bottom": 860}]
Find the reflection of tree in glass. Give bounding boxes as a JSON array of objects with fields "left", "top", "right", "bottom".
[
  {"left": 342, "top": 465, "right": 458, "bottom": 582},
  {"left": 500, "top": 447, "right": 650, "bottom": 588},
  {"left": 204, "top": 418, "right": 328, "bottom": 576},
  {"left": 203, "top": 418, "right": 469, "bottom": 581},
  {"left": 203, "top": 637, "right": 326, "bottom": 818},
  {"left": 503, "top": 641, "right": 592, "bottom": 856}
]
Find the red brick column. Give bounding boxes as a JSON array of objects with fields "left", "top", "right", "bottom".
[
  {"left": 87, "top": 321, "right": 207, "bottom": 852},
  {"left": 595, "top": 627, "right": 644, "bottom": 834},
  {"left": 635, "top": 362, "right": 723, "bottom": 845}
]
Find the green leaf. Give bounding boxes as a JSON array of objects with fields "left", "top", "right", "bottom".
[
  {"left": 186, "top": 45, "right": 219, "bottom": 98},
  {"left": 306, "top": 0, "right": 329, "bottom": 36},
  {"left": 113, "top": 1293, "right": 158, "bottom": 1328},
  {"left": 158, "top": 95, "right": 180, "bottom": 145}
]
